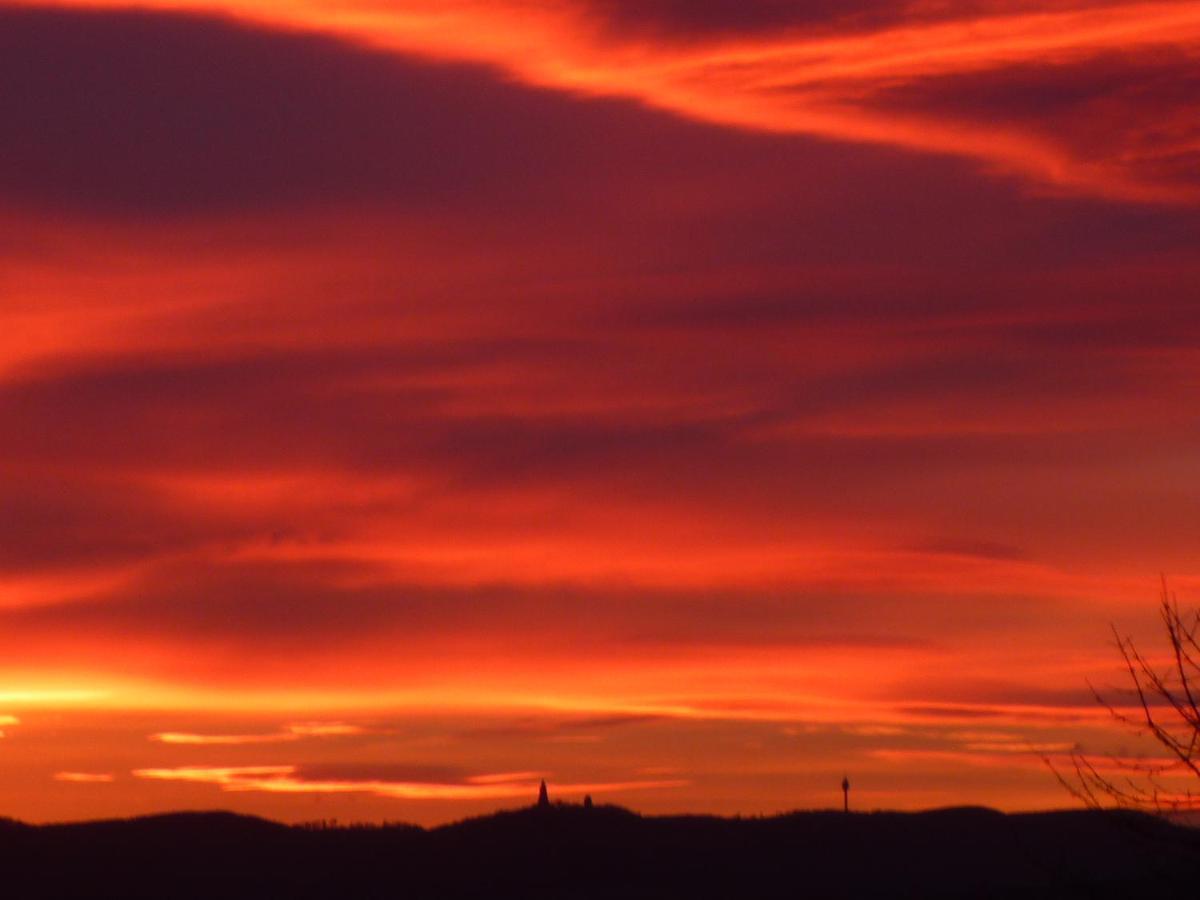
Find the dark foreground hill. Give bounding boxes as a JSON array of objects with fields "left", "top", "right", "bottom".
[{"left": 1, "top": 804, "right": 1197, "bottom": 899}]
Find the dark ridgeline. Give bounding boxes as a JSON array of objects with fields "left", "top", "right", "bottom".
[{"left": 0, "top": 805, "right": 1197, "bottom": 899}]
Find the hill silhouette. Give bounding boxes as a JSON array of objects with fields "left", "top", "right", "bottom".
[{"left": 0, "top": 804, "right": 1196, "bottom": 898}]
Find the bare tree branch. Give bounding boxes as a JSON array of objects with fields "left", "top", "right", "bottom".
[{"left": 1048, "top": 579, "right": 1200, "bottom": 814}]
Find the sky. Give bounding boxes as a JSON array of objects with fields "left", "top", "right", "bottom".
[{"left": 1, "top": 0, "right": 1199, "bottom": 825}]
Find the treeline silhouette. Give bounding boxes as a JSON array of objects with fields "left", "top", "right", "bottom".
[{"left": 1, "top": 803, "right": 1197, "bottom": 898}]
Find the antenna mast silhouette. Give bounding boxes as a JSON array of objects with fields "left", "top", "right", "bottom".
[
  {"left": 537, "top": 779, "right": 549, "bottom": 808},
  {"left": 842, "top": 775, "right": 850, "bottom": 813}
]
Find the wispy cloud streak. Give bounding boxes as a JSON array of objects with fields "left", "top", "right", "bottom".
[
  {"left": 132, "top": 765, "right": 686, "bottom": 800},
  {"left": 150, "top": 722, "right": 367, "bottom": 745}
]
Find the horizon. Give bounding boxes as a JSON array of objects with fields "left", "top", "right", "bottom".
[
  {"left": 0, "top": 793, "right": 1117, "bottom": 830},
  {"left": 3, "top": 0, "right": 1200, "bottom": 827}
]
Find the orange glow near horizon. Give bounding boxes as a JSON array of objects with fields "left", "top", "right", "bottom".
[{"left": 2, "top": 0, "right": 1200, "bottom": 825}]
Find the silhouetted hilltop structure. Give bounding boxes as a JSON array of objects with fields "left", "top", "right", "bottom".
[
  {"left": 0, "top": 804, "right": 1197, "bottom": 899},
  {"left": 537, "top": 779, "right": 549, "bottom": 808}
]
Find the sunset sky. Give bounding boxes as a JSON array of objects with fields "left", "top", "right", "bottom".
[{"left": 2, "top": 0, "right": 1200, "bottom": 825}]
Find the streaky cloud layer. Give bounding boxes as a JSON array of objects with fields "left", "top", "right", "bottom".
[
  {"left": 1, "top": 1, "right": 1198, "bottom": 824},
  {"left": 132, "top": 765, "right": 686, "bottom": 800}
]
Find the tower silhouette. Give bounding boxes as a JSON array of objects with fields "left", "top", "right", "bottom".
[
  {"left": 842, "top": 775, "right": 850, "bottom": 813},
  {"left": 537, "top": 779, "right": 549, "bottom": 808}
]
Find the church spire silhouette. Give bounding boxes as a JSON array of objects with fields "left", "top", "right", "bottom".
[{"left": 537, "top": 779, "right": 549, "bottom": 808}]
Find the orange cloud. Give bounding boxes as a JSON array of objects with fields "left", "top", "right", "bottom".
[
  {"left": 131, "top": 765, "right": 686, "bottom": 800},
  {"left": 151, "top": 732, "right": 301, "bottom": 746},
  {"left": 54, "top": 771, "right": 116, "bottom": 783},
  {"left": 151, "top": 722, "right": 368, "bottom": 744}
]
